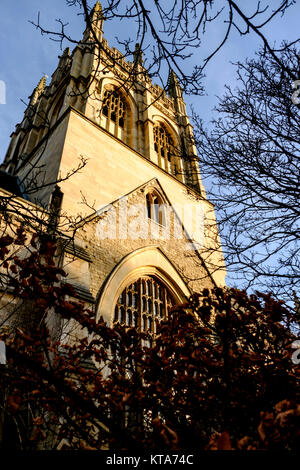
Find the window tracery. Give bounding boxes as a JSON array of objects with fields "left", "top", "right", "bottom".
[
  {"left": 153, "top": 124, "right": 178, "bottom": 176},
  {"left": 113, "top": 276, "right": 174, "bottom": 336},
  {"left": 102, "top": 88, "right": 126, "bottom": 129}
]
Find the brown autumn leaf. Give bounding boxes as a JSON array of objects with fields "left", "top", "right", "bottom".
[
  {"left": 7, "top": 394, "right": 21, "bottom": 413},
  {"left": 217, "top": 431, "right": 233, "bottom": 450}
]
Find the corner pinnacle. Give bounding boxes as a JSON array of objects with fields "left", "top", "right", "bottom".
[{"left": 94, "top": 1, "right": 102, "bottom": 12}]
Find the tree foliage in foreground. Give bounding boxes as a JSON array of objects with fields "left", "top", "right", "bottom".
[
  {"left": 194, "top": 45, "right": 300, "bottom": 300},
  {"left": 0, "top": 229, "right": 299, "bottom": 450}
]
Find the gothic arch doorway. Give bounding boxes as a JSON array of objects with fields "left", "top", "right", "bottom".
[{"left": 96, "top": 246, "right": 190, "bottom": 324}]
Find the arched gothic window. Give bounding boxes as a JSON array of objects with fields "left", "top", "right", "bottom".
[
  {"left": 101, "top": 87, "right": 127, "bottom": 141},
  {"left": 113, "top": 277, "right": 174, "bottom": 336},
  {"left": 102, "top": 89, "right": 125, "bottom": 127},
  {"left": 146, "top": 191, "right": 166, "bottom": 226},
  {"left": 153, "top": 124, "right": 178, "bottom": 176}
]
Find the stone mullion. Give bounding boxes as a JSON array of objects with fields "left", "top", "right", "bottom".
[
  {"left": 114, "top": 277, "right": 174, "bottom": 334},
  {"left": 155, "top": 286, "right": 160, "bottom": 334},
  {"left": 166, "top": 294, "right": 173, "bottom": 315},
  {"left": 116, "top": 95, "right": 120, "bottom": 128},
  {"left": 150, "top": 193, "right": 155, "bottom": 222},
  {"left": 146, "top": 280, "right": 150, "bottom": 332},
  {"left": 139, "top": 279, "right": 146, "bottom": 331},
  {"left": 125, "top": 286, "right": 128, "bottom": 311},
  {"left": 163, "top": 287, "right": 168, "bottom": 320},
  {"left": 115, "top": 94, "right": 121, "bottom": 136},
  {"left": 151, "top": 278, "right": 155, "bottom": 334},
  {"left": 138, "top": 279, "right": 143, "bottom": 331},
  {"left": 159, "top": 136, "right": 166, "bottom": 170},
  {"left": 159, "top": 131, "right": 164, "bottom": 170},
  {"left": 164, "top": 134, "right": 169, "bottom": 172},
  {"left": 108, "top": 93, "right": 112, "bottom": 123}
]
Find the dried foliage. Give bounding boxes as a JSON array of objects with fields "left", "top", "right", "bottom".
[{"left": 0, "top": 229, "right": 299, "bottom": 450}]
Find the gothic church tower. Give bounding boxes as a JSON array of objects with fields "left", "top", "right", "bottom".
[{"left": 2, "top": 2, "right": 225, "bottom": 327}]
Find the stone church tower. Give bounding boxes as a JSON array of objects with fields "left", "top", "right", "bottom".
[{"left": 1, "top": 2, "right": 225, "bottom": 328}]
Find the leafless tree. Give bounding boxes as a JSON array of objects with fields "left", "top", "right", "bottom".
[{"left": 193, "top": 45, "right": 300, "bottom": 301}]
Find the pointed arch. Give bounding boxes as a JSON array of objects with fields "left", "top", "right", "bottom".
[
  {"left": 152, "top": 115, "right": 180, "bottom": 144},
  {"left": 113, "top": 276, "right": 175, "bottom": 337},
  {"left": 152, "top": 118, "right": 183, "bottom": 180},
  {"left": 98, "top": 79, "right": 137, "bottom": 147},
  {"left": 145, "top": 187, "right": 168, "bottom": 226},
  {"left": 96, "top": 246, "right": 190, "bottom": 324}
]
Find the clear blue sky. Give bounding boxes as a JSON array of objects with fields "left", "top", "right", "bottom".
[{"left": 1, "top": 1, "right": 299, "bottom": 162}]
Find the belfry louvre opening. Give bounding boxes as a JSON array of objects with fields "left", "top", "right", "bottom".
[{"left": 113, "top": 276, "right": 175, "bottom": 333}]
